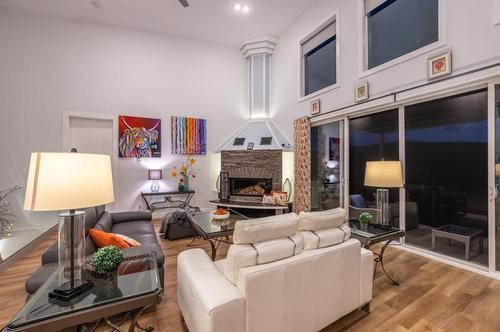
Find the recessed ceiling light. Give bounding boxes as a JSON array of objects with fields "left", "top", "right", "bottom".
[
  {"left": 242, "top": 5, "right": 250, "bottom": 12},
  {"left": 234, "top": 3, "right": 241, "bottom": 11}
]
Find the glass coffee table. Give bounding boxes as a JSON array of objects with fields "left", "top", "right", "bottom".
[
  {"left": 349, "top": 220, "right": 405, "bottom": 286},
  {"left": 3, "top": 253, "right": 161, "bottom": 332},
  {"left": 186, "top": 209, "right": 249, "bottom": 260}
]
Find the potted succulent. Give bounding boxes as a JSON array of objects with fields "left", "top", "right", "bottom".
[
  {"left": 359, "top": 212, "right": 373, "bottom": 231},
  {"left": 84, "top": 245, "right": 123, "bottom": 283}
]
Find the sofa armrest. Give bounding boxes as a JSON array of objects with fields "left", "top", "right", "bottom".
[
  {"left": 111, "top": 211, "right": 152, "bottom": 224},
  {"left": 41, "top": 242, "right": 58, "bottom": 264},
  {"left": 177, "top": 249, "right": 245, "bottom": 332},
  {"left": 360, "top": 248, "right": 373, "bottom": 306}
]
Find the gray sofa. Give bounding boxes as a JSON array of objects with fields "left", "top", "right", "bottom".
[{"left": 25, "top": 205, "right": 165, "bottom": 296}]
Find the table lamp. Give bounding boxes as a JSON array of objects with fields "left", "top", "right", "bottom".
[
  {"left": 364, "top": 160, "right": 404, "bottom": 228},
  {"left": 148, "top": 170, "right": 162, "bottom": 193},
  {"left": 24, "top": 152, "right": 114, "bottom": 301}
]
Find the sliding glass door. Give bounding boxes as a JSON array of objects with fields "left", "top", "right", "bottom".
[
  {"left": 405, "top": 89, "right": 488, "bottom": 267},
  {"left": 311, "top": 120, "right": 345, "bottom": 211},
  {"left": 310, "top": 83, "right": 500, "bottom": 273},
  {"left": 349, "top": 110, "right": 400, "bottom": 225},
  {"left": 492, "top": 83, "right": 500, "bottom": 271}
]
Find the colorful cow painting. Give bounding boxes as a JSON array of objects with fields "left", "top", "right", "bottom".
[{"left": 118, "top": 116, "right": 161, "bottom": 158}]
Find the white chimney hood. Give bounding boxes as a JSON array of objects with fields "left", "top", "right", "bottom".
[
  {"left": 216, "top": 119, "right": 293, "bottom": 151},
  {"left": 217, "top": 35, "right": 293, "bottom": 152}
]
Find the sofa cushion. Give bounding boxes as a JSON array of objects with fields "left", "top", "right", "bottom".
[
  {"left": 115, "top": 234, "right": 141, "bottom": 247},
  {"left": 117, "top": 232, "right": 158, "bottom": 245},
  {"left": 233, "top": 213, "right": 298, "bottom": 245},
  {"left": 84, "top": 206, "right": 98, "bottom": 232},
  {"left": 223, "top": 244, "right": 256, "bottom": 284},
  {"left": 289, "top": 232, "right": 304, "bottom": 255},
  {"left": 301, "top": 224, "right": 351, "bottom": 250},
  {"left": 95, "top": 205, "right": 105, "bottom": 219},
  {"left": 223, "top": 234, "right": 303, "bottom": 284},
  {"left": 94, "top": 211, "right": 113, "bottom": 232},
  {"left": 111, "top": 220, "right": 155, "bottom": 237},
  {"left": 297, "top": 208, "right": 346, "bottom": 231},
  {"left": 254, "top": 238, "right": 295, "bottom": 265},
  {"left": 112, "top": 211, "right": 152, "bottom": 224}
]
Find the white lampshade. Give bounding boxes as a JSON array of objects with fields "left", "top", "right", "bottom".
[
  {"left": 24, "top": 152, "right": 115, "bottom": 211},
  {"left": 364, "top": 161, "right": 404, "bottom": 188}
]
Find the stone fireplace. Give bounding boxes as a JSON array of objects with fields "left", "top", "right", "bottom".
[{"left": 221, "top": 150, "right": 282, "bottom": 202}]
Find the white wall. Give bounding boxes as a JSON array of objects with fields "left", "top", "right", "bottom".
[
  {"left": 271, "top": 0, "right": 500, "bottom": 137},
  {"left": 0, "top": 12, "right": 246, "bottom": 228}
]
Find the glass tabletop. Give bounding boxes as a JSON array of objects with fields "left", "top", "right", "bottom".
[
  {"left": 434, "top": 224, "right": 483, "bottom": 236},
  {"left": 349, "top": 220, "right": 401, "bottom": 239},
  {"left": 7, "top": 253, "right": 160, "bottom": 329},
  {"left": 187, "top": 209, "right": 249, "bottom": 237}
]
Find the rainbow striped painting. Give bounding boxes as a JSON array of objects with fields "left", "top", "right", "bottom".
[{"left": 171, "top": 116, "right": 207, "bottom": 155}]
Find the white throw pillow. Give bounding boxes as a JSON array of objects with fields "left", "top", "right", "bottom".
[{"left": 297, "top": 208, "right": 346, "bottom": 231}]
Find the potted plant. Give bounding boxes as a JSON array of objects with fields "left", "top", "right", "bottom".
[
  {"left": 171, "top": 158, "right": 197, "bottom": 191},
  {"left": 84, "top": 245, "right": 123, "bottom": 283},
  {"left": 359, "top": 212, "right": 373, "bottom": 231}
]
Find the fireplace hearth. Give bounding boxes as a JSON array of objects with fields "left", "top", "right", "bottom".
[
  {"left": 230, "top": 178, "right": 273, "bottom": 197},
  {"left": 221, "top": 150, "right": 283, "bottom": 203}
]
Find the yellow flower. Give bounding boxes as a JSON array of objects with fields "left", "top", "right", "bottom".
[
  {"left": 190, "top": 158, "right": 196, "bottom": 165},
  {"left": 171, "top": 170, "right": 177, "bottom": 177},
  {"left": 181, "top": 166, "right": 187, "bottom": 173}
]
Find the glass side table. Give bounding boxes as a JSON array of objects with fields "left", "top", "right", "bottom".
[
  {"left": 186, "top": 209, "right": 249, "bottom": 260},
  {"left": 349, "top": 220, "right": 405, "bottom": 286},
  {"left": 4, "top": 253, "right": 161, "bottom": 332}
]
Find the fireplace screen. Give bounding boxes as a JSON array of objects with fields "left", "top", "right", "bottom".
[{"left": 230, "top": 178, "right": 273, "bottom": 197}]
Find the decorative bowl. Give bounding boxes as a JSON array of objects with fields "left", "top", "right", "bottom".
[{"left": 210, "top": 210, "right": 230, "bottom": 220}]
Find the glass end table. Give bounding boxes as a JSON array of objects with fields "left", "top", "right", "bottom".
[
  {"left": 186, "top": 209, "right": 249, "bottom": 260},
  {"left": 349, "top": 220, "right": 405, "bottom": 286},
  {"left": 4, "top": 253, "right": 161, "bottom": 332}
]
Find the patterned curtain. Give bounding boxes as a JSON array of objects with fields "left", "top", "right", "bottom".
[{"left": 293, "top": 117, "right": 311, "bottom": 213}]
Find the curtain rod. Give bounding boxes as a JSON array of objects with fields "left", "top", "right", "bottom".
[{"left": 310, "top": 61, "right": 500, "bottom": 119}]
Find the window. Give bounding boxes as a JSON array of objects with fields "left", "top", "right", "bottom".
[
  {"left": 365, "top": 0, "right": 439, "bottom": 70},
  {"left": 301, "top": 19, "right": 337, "bottom": 96}
]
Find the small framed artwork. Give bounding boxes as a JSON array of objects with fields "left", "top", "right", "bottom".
[
  {"left": 354, "top": 81, "right": 369, "bottom": 102},
  {"left": 310, "top": 99, "right": 320, "bottom": 115},
  {"left": 428, "top": 51, "right": 452, "bottom": 80},
  {"left": 247, "top": 142, "right": 254, "bottom": 150}
]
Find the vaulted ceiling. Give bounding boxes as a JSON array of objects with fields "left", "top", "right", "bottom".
[{"left": 0, "top": 0, "right": 318, "bottom": 46}]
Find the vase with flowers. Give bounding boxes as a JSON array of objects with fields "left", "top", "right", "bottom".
[{"left": 172, "top": 158, "right": 197, "bottom": 191}]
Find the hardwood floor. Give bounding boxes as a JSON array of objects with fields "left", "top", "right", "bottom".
[{"left": 1, "top": 220, "right": 500, "bottom": 332}]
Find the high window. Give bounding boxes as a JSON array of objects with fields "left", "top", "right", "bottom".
[
  {"left": 301, "top": 18, "right": 338, "bottom": 96},
  {"left": 365, "top": 0, "right": 439, "bottom": 69}
]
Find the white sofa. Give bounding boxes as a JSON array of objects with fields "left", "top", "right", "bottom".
[{"left": 177, "top": 208, "right": 373, "bottom": 332}]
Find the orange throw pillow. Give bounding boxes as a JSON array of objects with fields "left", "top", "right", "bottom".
[{"left": 89, "top": 229, "right": 130, "bottom": 249}]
